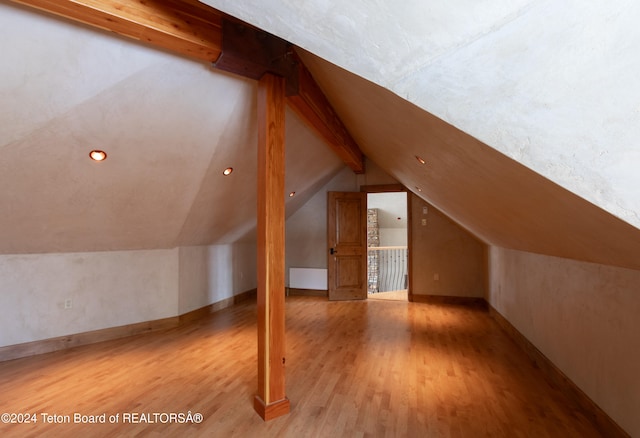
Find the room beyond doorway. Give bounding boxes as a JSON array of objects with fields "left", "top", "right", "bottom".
[{"left": 366, "top": 191, "right": 408, "bottom": 301}]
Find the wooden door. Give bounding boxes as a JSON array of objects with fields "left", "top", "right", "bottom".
[{"left": 327, "top": 191, "right": 367, "bottom": 300}]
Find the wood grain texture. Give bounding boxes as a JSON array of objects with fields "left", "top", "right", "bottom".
[
  {"left": 0, "top": 296, "right": 621, "bottom": 437},
  {"left": 287, "top": 60, "right": 364, "bottom": 174},
  {"left": 407, "top": 192, "right": 414, "bottom": 302},
  {"left": 0, "top": 317, "right": 178, "bottom": 362},
  {"left": 287, "top": 288, "right": 327, "bottom": 297},
  {"left": 213, "top": 18, "right": 295, "bottom": 82},
  {"left": 11, "top": 0, "right": 223, "bottom": 62},
  {"left": 368, "top": 290, "right": 407, "bottom": 301},
  {"left": 327, "top": 191, "right": 367, "bottom": 301},
  {"left": 412, "top": 294, "right": 488, "bottom": 307},
  {"left": 178, "top": 289, "right": 256, "bottom": 325},
  {"left": 256, "top": 73, "right": 288, "bottom": 418}
]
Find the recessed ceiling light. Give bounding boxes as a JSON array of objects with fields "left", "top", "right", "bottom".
[
  {"left": 89, "top": 150, "right": 107, "bottom": 161},
  {"left": 223, "top": 167, "right": 233, "bottom": 176},
  {"left": 415, "top": 186, "right": 422, "bottom": 192},
  {"left": 289, "top": 191, "right": 296, "bottom": 197},
  {"left": 415, "top": 155, "right": 426, "bottom": 165}
]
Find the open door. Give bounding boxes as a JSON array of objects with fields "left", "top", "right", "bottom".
[{"left": 327, "top": 191, "right": 367, "bottom": 300}]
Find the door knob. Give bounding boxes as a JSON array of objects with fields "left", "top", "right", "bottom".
[{"left": 330, "top": 248, "right": 337, "bottom": 255}]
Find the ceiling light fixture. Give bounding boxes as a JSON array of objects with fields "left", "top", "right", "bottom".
[
  {"left": 89, "top": 150, "right": 107, "bottom": 161},
  {"left": 415, "top": 155, "right": 426, "bottom": 165},
  {"left": 289, "top": 191, "right": 296, "bottom": 197},
  {"left": 415, "top": 186, "right": 423, "bottom": 192},
  {"left": 223, "top": 167, "right": 233, "bottom": 176}
]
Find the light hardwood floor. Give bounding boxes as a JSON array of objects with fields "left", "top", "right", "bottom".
[
  {"left": 0, "top": 296, "right": 610, "bottom": 437},
  {"left": 368, "top": 290, "right": 407, "bottom": 301}
]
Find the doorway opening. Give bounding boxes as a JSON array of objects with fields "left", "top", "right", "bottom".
[{"left": 366, "top": 191, "right": 408, "bottom": 301}]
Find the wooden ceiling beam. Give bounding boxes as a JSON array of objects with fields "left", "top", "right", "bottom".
[
  {"left": 213, "top": 18, "right": 297, "bottom": 85},
  {"left": 211, "top": 18, "right": 365, "bottom": 174},
  {"left": 286, "top": 58, "right": 365, "bottom": 174},
  {"left": 9, "top": 0, "right": 223, "bottom": 62}
]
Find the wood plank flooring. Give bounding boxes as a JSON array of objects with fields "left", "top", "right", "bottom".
[
  {"left": 0, "top": 296, "right": 608, "bottom": 437},
  {"left": 368, "top": 290, "right": 407, "bottom": 301}
]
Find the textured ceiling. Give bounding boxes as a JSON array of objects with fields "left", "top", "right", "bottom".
[
  {"left": 299, "top": 51, "right": 640, "bottom": 270},
  {"left": 368, "top": 193, "right": 408, "bottom": 229},
  {"left": 201, "top": 0, "right": 640, "bottom": 270},
  {"left": 203, "top": 0, "right": 640, "bottom": 229},
  {"left": 0, "top": 2, "right": 342, "bottom": 254},
  {"left": 2, "top": 0, "right": 639, "bottom": 271}
]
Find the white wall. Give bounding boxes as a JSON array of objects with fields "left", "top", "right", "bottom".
[
  {"left": 488, "top": 247, "right": 640, "bottom": 437},
  {"left": 285, "top": 167, "right": 357, "bottom": 278},
  {"left": 0, "top": 249, "right": 179, "bottom": 347},
  {"left": 411, "top": 195, "right": 486, "bottom": 297},
  {"left": 285, "top": 161, "right": 399, "bottom": 284},
  {"left": 204, "top": 0, "right": 640, "bottom": 230},
  {"left": 379, "top": 228, "right": 407, "bottom": 247},
  {"left": 0, "top": 243, "right": 258, "bottom": 348},
  {"left": 178, "top": 243, "right": 256, "bottom": 314}
]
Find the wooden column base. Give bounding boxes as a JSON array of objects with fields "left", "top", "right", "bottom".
[{"left": 253, "top": 395, "right": 290, "bottom": 421}]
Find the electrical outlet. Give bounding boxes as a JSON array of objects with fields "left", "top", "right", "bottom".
[
  {"left": 434, "top": 273, "right": 439, "bottom": 281},
  {"left": 64, "top": 298, "right": 72, "bottom": 309}
]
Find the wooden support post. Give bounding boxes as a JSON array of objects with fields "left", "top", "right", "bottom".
[{"left": 254, "top": 73, "right": 290, "bottom": 421}]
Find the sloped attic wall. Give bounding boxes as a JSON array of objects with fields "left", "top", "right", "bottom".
[
  {"left": 489, "top": 248, "right": 640, "bottom": 436},
  {"left": 197, "top": 3, "right": 640, "bottom": 434},
  {"left": 0, "top": 2, "right": 344, "bottom": 254},
  {"left": 203, "top": 0, "right": 640, "bottom": 232},
  {"left": 0, "top": 4, "right": 343, "bottom": 349},
  {"left": 298, "top": 51, "right": 640, "bottom": 272},
  {"left": 296, "top": 47, "right": 640, "bottom": 437}
]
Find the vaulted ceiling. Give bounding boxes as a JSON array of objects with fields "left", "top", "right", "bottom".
[
  {"left": 2, "top": 0, "right": 639, "bottom": 270},
  {"left": 0, "top": 1, "right": 344, "bottom": 253}
]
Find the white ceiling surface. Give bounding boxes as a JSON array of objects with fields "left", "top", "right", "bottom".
[
  {"left": 203, "top": 0, "right": 640, "bottom": 230},
  {"left": 0, "top": 3, "right": 343, "bottom": 254},
  {"left": 3, "top": 0, "right": 640, "bottom": 269},
  {"left": 368, "top": 193, "right": 407, "bottom": 229},
  {"left": 299, "top": 50, "right": 640, "bottom": 271}
]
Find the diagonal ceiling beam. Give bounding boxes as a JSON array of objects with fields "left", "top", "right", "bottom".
[
  {"left": 210, "top": 19, "right": 365, "bottom": 174},
  {"left": 11, "top": 0, "right": 365, "bottom": 173},
  {"left": 10, "top": 0, "right": 223, "bottom": 62},
  {"left": 286, "top": 56, "right": 365, "bottom": 174}
]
